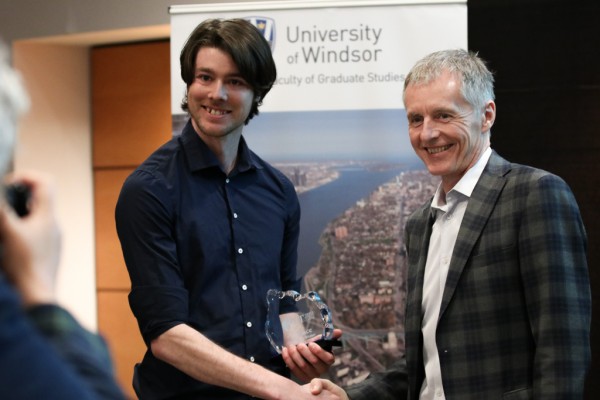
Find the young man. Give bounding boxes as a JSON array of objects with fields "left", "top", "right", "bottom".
[
  {"left": 116, "top": 19, "right": 340, "bottom": 399},
  {"left": 310, "top": 49, "right": 591, "bottom": 399}
]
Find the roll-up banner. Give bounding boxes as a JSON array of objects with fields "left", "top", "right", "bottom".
[{"left": 170, "top": 0, "right": 466, "bottom": 385}]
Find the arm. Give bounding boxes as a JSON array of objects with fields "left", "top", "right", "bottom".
[
  {"left": 0, "top": 171, "right": 124, "bottom": 399},
  {"left": 27, "top": 304, "right": 125, "bottom": 399},
  {"left": 151, "top": 323, "right": 342, "bottom": 399},
  {"left": 521, "top": 173, "right": 591, "bottom": 397}
]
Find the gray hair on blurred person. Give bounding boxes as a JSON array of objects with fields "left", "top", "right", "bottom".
[{"left": 0, "top": 41, "right": 29, "bottom": 178}]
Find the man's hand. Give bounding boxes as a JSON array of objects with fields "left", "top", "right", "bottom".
[
  {"left": 0, "top": 171, "right": 61, "bottom": 306},
  {"left": 282, "top": 329, "right": 342, "bottom": 382},
  {"left": 306, "top": 378, "right": 349, "bottom": 400}
]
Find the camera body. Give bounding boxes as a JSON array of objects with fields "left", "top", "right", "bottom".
[{"left": 5, "top": 183, "right": 30, "bottom": 217}]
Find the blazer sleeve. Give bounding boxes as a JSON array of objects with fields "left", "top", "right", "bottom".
[
  {"left": 520, "top": 172, "right": 591, "bottom": 397},
  {"left": 344, "top": 356, "right": 408, "bottom": 400}
]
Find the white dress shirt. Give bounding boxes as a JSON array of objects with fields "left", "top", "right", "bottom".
[{"left": 419, "top": 147, "right": 492, "bottom": 399}]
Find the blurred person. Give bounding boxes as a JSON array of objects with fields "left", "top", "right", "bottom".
[
  {"left": 309, "top": 49, "right": 591, "bottom": 399},
  {"left": 0, "top": 42, "right": 125, "bottom": 399},
  {"left": 115, "top": 18, "right": 340, "bottom": 400}
]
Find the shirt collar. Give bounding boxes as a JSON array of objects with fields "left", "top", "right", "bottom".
[
  {"left": 430, "top": 146, "right": 492, "bottom": 212},
  {"left": 180, "top": 119, "right": 261, "bottom": 173}
]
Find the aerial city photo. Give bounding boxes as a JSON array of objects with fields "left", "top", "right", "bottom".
[{"left": 174, "top": 108, "right": 440, "bottom": 385}]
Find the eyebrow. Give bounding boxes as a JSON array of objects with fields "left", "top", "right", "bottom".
[{"left": 194, "top": 66, "right": 244, "bottom": 79}]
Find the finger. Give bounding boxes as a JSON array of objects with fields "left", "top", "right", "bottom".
[
  {"left": 287, "top": 345, "right": 320, "bottom": 382},
  {"left": 305, "top": 344, "right": 332, "bottom": 375},
  {"left": 282, "top": 347, "right": 309, "bottom": 382},
  {"left": 297, "top": 342, "right": 320, "bottom": 364},
  {"left": 296, "top": 344, "right": 330, "bottom": 378},
  {"left": 289, "top": 343, "right": 309, "bottom": 369},
  {"left": 318, "top": 379, "right": 349, "bottom": 400},
  {"left": 309, "top": 378, "right": 324, "bottom": 395}
]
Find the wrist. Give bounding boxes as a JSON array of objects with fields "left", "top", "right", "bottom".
[{"left": 17, "top": 276, "right": 55, "bottom": 307}]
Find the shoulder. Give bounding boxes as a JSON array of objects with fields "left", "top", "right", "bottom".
[
  {"left": 122, "top": 137, "right": 185, "bottom": 193},
  {"left": 486, "top": 151, "right": 571, "bottom": 193},
  {"left": 116, "top": 139, "right": 185, "bottom": 219},
  {"left": 250, "top": 151, "right": 297, "bottom": 194},
  {"left": 483, "top": 154, "right": 580, "bottom": 219}
]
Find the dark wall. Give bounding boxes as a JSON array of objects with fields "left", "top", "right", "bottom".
[{"left": 467, "top": 0, "right": 600, "bottom": 397}]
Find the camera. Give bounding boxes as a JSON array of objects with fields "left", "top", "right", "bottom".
[{"left": 5, "top": 183, "right": 31, "bottom": 217}]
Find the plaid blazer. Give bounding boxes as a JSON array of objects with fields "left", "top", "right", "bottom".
[{"left": 346, "top": 152, "right": 591, "bottom": 399}]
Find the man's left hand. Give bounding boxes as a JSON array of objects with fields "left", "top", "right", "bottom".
[{"left": 281, "top": 329, "right": 342, "bottom": 382}]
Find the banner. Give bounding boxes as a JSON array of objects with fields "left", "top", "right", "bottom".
[{"left": 170, "top": 0, "right": 466, "bottom": 386}]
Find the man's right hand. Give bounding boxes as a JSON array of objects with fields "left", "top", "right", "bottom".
[
  {"left": 0, "top": 171, "right": 62, "bottom": 306},
  {"left": 307, "top": 378, "right": 349, "bottom": 400}
]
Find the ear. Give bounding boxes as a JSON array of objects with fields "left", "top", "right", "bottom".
[{"left": 481, "top": 100, "right": 496, "bottom": 132}]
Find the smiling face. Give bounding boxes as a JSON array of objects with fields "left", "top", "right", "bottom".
[
  {"left": 404, "top": 70, "right": 495, "bottom": 192},
  {"left": 186, "top": 46, "right": 255, "bottom": 143}
]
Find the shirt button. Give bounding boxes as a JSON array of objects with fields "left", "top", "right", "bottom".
[
  {"left": 249, "top": 356, "right": 255, "bottom": 362},
  {"left": 233, "top": 212, "right": 238, "bottom": 219},
  {"left": 241, "top": 284, "right": 248, "bottom": 290},
  {"left": 246, "top": 321, "right": 253, "bottom": 328},
  {"left": 238, "top": 248, "right": 244, "bottom": 254},
  {"left": 436, "top": 390, "right": 443, "bottom": 397},
  {"left": 225, "top": 178, "right": 230, "bottom": 183}
]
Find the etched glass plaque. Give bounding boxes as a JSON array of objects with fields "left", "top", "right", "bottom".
[{"left": 265, "top": 289, "right": 341, "bottom": 355}]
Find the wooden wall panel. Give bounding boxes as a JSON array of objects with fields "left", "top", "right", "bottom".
[
  {"left": 92, "top": 40, "right": 171, "bottom": 168},
  {"left": 94, "top": 168, "right": 135, "bottom": 290},
  {"left": 98, "top": 291, "right": 146, "bottom": 400},
  {"left": 92, "top": 40, "right": 171, "bottom": 399}
]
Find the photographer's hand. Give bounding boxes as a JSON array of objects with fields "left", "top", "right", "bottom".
[{"left": 0, "top": 171, "right": 61, "bottom": 306}]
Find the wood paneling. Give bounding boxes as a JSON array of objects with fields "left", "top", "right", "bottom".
[
  {"left": 94, "top": 168, "right": 135, "bottom": 290},
  {"left": 98, "top": 291, "right": 146, "bottom": 400},
  {"left": 92, "top": 40, "right": 171, "bottom": 399},
  {"left": 92, "top": 41, "right": 171, "bottom": 168}
]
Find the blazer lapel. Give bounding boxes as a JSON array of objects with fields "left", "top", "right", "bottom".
[
  {"left": 438, "top": 152, "right": 510, "bottom": 318},
  {"left": 409, "top": 205, "right": 434, "bottom": 309}
]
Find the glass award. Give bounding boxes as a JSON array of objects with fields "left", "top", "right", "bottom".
[{"left": 265, "top": 289, "right": 342, "bottom": 355}]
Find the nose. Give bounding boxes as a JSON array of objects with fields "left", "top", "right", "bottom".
[
  {"left": 210, "top": 81, "right": 227, "bottom": 100},
  {"left": 421, "top": 118, "right": 439, "bottom": 141}
]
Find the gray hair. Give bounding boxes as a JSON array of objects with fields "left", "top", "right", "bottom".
[
  {"left": 0, "top": 41, "right": 29, "bottom": 177},
  {"left": 403, "top": 49, "right": 495, "bottom": 110}
]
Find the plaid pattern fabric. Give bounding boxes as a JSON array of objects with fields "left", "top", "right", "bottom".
[{"left": 346, "top": 152, "right": 591, "bottom": 399}]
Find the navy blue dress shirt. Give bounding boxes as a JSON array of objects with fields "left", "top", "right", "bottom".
[{"left": 115, "top": 120, "right": 301, "bottom": 399}]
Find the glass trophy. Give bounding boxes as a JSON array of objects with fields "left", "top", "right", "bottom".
[{"left": 265, "top": 289, "right": 342, "bottom": 355}]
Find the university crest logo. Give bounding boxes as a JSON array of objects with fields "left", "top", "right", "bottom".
[{"left": 245, "top": 17, "right": 276, "bottom": 52}]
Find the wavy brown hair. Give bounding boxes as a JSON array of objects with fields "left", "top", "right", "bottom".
[{"left": 179, "top": 18, "right": 277, "bottom": 124}]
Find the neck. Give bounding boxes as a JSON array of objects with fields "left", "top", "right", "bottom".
[
  {"left": 191, "top": 121, "right": 241, "bottom": 175},
  {"left": 209, "top": 136, "right": 240, "bottom": 175}
]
